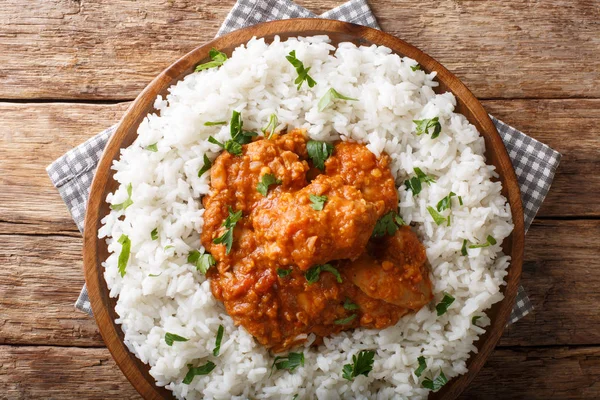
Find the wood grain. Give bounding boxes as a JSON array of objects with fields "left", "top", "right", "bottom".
[
  {"left": 0, "top": 0, "right": 598, "bottom": 100},
  {"left": 2, "top": 344, "right": 599, "bottom": 400}
]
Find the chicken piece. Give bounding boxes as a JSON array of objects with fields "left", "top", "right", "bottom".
[
  {"left": 342, "top": 226, "right": 433, "bottom": 310},
  {"left": 251, "top": 174, "right": 379, "bottom": 270}
]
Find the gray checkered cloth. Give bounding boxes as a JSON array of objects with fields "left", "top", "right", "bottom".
[{"left": 48, "top": 0, "right": 560, "bottom": 325}]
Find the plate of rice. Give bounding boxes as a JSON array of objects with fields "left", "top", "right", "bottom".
[{"left": 83, "top": 19, "right": 524, "bottom": 400}]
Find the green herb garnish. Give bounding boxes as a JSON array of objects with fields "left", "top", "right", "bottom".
[
  {"left": 461, "top": 239, "right": 468, "bottom": 256},
  {"left": 187, "top": 250, "right": 216, "bottom": 274},
  {"left": 305, "top": 264, "right": 342, "bottom": 284},
  {"left": 262, "top": 113, "right": 279, "bottom": 139},
  {"left": 117, "top": 234, "right": 131, "bottom": 277},
  {"left": 257, "top": 173, "right": 282, "bottom": 196},
  {"left": 458, "top": 196, "right": 463, "bottom": 206},
  {"left": 309, "top": 194, "right": 328, "bottom": 211},
  {"left": 318, "top": 88, "right": 358, "bottom": 112},
  {"left": 372, "top": 211, "right": 405, "bottom": 238},
  {"left": 415, "top": 356, "right": 427, "bottom": 377},
  {"left": 343, "top": 298, "right": 359, "bottom": 311},
  {"left": 413, "top": 116, "right": 442, "bottom": 139},
  {"left": 111, "top": 183, "right": 134, "bottom": 211},
  {"left": 151, "top": 228, "right": 158, "bottom": 241},
  {"left": 277, "top": 268, "right": 293, "bottom": 278},
  {"left": 146, "top": 143, "right": 158, "bottom": 152},
  {"left": 436, "top": 192, "right": 456, "bottom": 212},
  {"left": 427, "top": 206, "right": 448, "bottom": 226},
  {"left": 334, "top": 314, "right": 357, "bottom": 325},
  {"left": 422, "top": 370, "right": 448, "bottom": 391},
  {"left": 165, "top": 332, "right": 189, "bottom": 346},
  {"left": 272, "top": 352, "right": 305, "bottom": 373},
  {"left": 213, "top": 325, "right": 224, "bottom": 356},
  {"left": 306, "top": 140, "right": 334, "bottom": 170},
  {"left": 198, "top": 154, "right": 212, "bottom": 177},
  {"left": 342, "top": 350, "right": 375, "bottom": 381},
  {"left": 208, "top": 111, "right": 257, "bottom": 156},
  {"left": 411, "top": 64, "right": 421, "bottom": 71},
  {"left": 468, "top": 235, "right": 498, "bottom": 249},
  {"left": 182, "top": 361, "right": 216, "bottom": 384},
  {"left": 213, "top": 207, "right": 243, "bottom": 254},
  {"left": 148, "top": 272, "right": 162, "bottom": 277},
  {"left": 286, "top": 50, "right": 316, "bottom": 90},
  {"left": 195, "top": 48, "right": 227, "bottom": 71},
  {"left": 436, "top": 293, "right": 455, "bottom": 316},
  {"left": 204, "top": 121, "right": 227, "bottom": 126},
  {"left": 472, "top": 315, "right": 482, "bottom": 325},
  {"left": 404, "top": 167, "right": 436, "bottom": 195}
]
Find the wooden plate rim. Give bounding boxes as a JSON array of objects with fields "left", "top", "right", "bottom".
[{"left": 83, "top": 18, "right": 525, "bottom": 400}]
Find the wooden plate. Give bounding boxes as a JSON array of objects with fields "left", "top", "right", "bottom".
[{"left": 83, "top": 18, "right": 524, "bottom": 400}]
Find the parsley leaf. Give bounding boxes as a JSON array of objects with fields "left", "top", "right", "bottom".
[
  {"left": 146, "top": 143, "right": 158, "bottom": 152},
  {"left": 277, "top": 268, "right": 293, "bottom": 278},
  {"left": 257, "top": 173, "right": 282, "bottom": 196},
  {"left": 422, "top": 370, "right": 448, "bottom": 391},
  {"left": 372, "top": 211, "right": 405, "bottom": 238},
  {"left": 436, "top": 293, "right": 455, "bottom": 316},
  {"left": 182, "top": 361, "right": 216, "bottom": 384},
  {"left": 151, "top": 228, "right": 158, "bottom": 241},
  {"left": 165, "top": 332, "right": 189, "bottom": 346},
  {"left": 436, "top": 192, "right": 456, "bottom": 212},
  {"left": 461, "top": 239, "right": 468, "bottom": 256},
  {"left": 472, "top": 315, "right": 482, "bottom": 325},
  {"left": 413, "top": 116, "right": 442, "bottom": 139},
  {"left": 117, "top": 234, "right": 131, "bottom": 278},
  {"left": 213, "top": 207, "right": 243, "bottom": 254},
  {"left": 468, "top": 235, "right": 498, "bottom": 249},
  {"left": 415, "top": 356, "right": 427, "bottom": 377},
  {"left": 195, "top": 48, "right": 227, "bottom": 71},
  {"left": 187, "top": 250, "right": 216, "bottom": 274},
  {"left": 213, "top": 325, "right": 224, "bottom": 356},
  {"left": 305, "top": 264, "right": 342, "bottom": 284},
  {"left": 405, "top": 167, "right": 436, "bottom": 196},
  {"left": 411, "top": 64, "right": 421, "bottom": 71},
  {"left": 204, "top": 120, "right": 227, "bottom": 126},
  {"left": 458, "top": 196, "right": 464, "bottom": 206},
  {"left": 262, "top": 113, "right": 279, "bottom": 139},
  {"left": 286, "top": 51, "right": 317, "bottom": 90},
  {"left": 334, "top": 314, "right": 357, "bottom": 325},
  {"left": 148, "top": 272, "right": 162, "bottom": 277},
  {"left": 306, "top": 140, "right": 334, "bottom": 170},
  {"left": 342, "top": 350, "right": 375, "bottom": 381},
  {"left": 198, "top": 154, "right": 212, "bottom": 177},
  {"left": 317, "top": 88, "right": 358, "bottom": 112},
  {"left": 427, "top": 206, "right": 448, "bottom": 226},
  {"left": 343, "top": 298, "right": 359, "bottom": 311},
  {"left": 272, "top": 352, "right": 304, "bottom": 373},
  {"left": 309, "top": 194, "right": 328, "bottom": 211},
  {"left": 207, "top": 111, "right": 257, "bottom": 156},
  {"left": 111, "top": 183, "right": 134, "bottom": 211}
]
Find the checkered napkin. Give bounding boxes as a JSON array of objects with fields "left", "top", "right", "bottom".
[{"left": 47, "top": 0, "right": 561, "bottom": 324}]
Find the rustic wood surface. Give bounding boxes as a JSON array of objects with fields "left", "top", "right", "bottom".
[{"left": 0, "top": 0, "right": 598, "bottom": 399}]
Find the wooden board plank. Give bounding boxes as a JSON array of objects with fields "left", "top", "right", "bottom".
[
  {"left": 0, "top": 0, "right": 598, "bottom": 100},
  {"left": 1, "top": 219, "right": 598, "bottom": 347},
  {"left": 1, "top": 99, "right": 597, "bottom": 237},
  {"left": 1, "top": 344, "right": 599, "bottom": 399}
]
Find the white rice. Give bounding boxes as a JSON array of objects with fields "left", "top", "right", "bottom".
[{"left": 99, "top": 35, "right": 514, "bottom": 399}]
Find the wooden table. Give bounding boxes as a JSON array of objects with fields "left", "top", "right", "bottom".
[{"left": 1, "top": 1, "right": 599, "bottom": 398}]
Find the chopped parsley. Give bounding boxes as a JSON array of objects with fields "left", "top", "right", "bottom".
[
  {"left": 204, "top": 120, "right": 227, "bottom": 126},
  {"left": 151, "top": 228, "right": 158, "bottom": 241},
  {"left": 458, "top": 195, "right": 464, "bottom": 206},
  {"left": 306, "top": 140, "right": 334, "bottom": 170},
  {"left": 436, "top": 192, "right": 456, "bottom": 212},
  {"left": 187, "top": 250, "right": 216, "bottom": 274},
  {"left": 164, "top": 245, "right": 174, "bottom": 250},
  {"left": 422, "top": 370, "right": 448, "bottom": 391},
  {"left": 262, "top": 113, "right": 279, "bottom": 139},
  {"left": 411, "top": 64, "right": 421, "bottom": 71},
  {"left": 208, "top": 111, "right": 257, "bottom": 156},
  {"left": 372, "top": 211, "right": 405, "bottom": 238},
  {"left": 286, "top": 50, "right": 317, "bottom": 90},
  {"left": 468, "top": 235, "right": 498, "bottom": 249},
  {"left": 334, "top": 314, "right": 357, "bottom": 325},
  {"left": 195, "top": 48, "right": 227, "bottom": 71},
  {"left": 272, "top": 352, "right": 305, "bottom": 373},
  {"left": 309, "top": 194, "right": 328, "bottom": 211},
  {"left": 435, "top": 293, "right": 455, "bottom": 316},
  {"left": 342, "top": 350, "right": 375, "bottom": 381},
  {"left": 472, "top": 315, "right": 482, "bottom": 325},
  {"left": 182, "top": 361, "right": 216, "bottom": 384},
  {"left": 257, "top": 173, "right": 282, "bottom": 196},
  {"left": 145, "top": 143, "right": 158, "bottom": 152},
  {"left": 165, "top": 332, "right": 189, "bottom": 346},
  {"left": 343, "top": 298, "right": 359, "bottom": 311},
  {"left": 148, "top": 272, "right": 162, "bottom": 277},
  {"left": 213, "top": 207, "right": 243, "bottom": 254},
  {"left": 198, "top": 154, "right": 212, "bottom": 177},
  {"left": 415, "top": 356, "right": 427, "bottom": 377},
  {"left": 461, "top": 239, "right": 468, "bottom": 256},
  {"left": 117, "top": 234, "right": 131, "bottom": 278},
  {"left": 427, "top": 206, "right": 448, "bottom": 226},
  {"left": 111, "top": 183, "right": 134, "bottom": 211},
  {"left": 305, "top": 264, "right": 342, "bottom": 284},
  {"left": 317, "top": 88, "right": 358, "bottom": 112},
  {"left": 404, "top": 167, "right": 436, "bottom": 195},
  {"left": 277, "top": 268, "right": 293, "bottom": 278},
  {"left": 413, "top": 116, "right": 442, "bottom": 139},
  {"left": 213, "top": 325, "right": 224, "bottom": 356}
]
